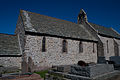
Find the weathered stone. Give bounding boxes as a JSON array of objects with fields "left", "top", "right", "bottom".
[
  {"left": 98, "top": 35, "right": 115, "bottom": 60},
  {"left": 114, "top": 39, "right": 120, "bottom": 56},
  {"left": 22, "top": 61, "right": 28, "bottom": 74},
  {"left": 0, "top": 57, "right": 21, "bottom": 69},
  {"left": 89, "top": 64, "right": 114, "bottom": 77},
  {"left": 110, "top": 56, "right": 120, "bottom": 69},
  {"left": 46, "top": 64, "right": 116, "bottom": 80},
  {"left": 70, "top": 65, "right": 90, "bottom": 77},
  {"left": 24, "top": 35, "right": 98, "bottom": 71},
  {"left": 110, "top": 56, "right": 120, "bottom": 64},
  {"left": 57, "top": 65, "right": 71, "bottom": 73},
  {"left": 70, "top": 64, "right": 114, "bottom": 77},
  {"left": 0, "top": 66, "right": 20, "bottom": 74},
  {"left": 97, "top": 57, "right": 106, "bottom": 64}
]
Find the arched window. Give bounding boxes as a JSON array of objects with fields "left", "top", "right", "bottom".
[
  {"left": 106, "top": 40, "right": 109, "bottom": 53},
  {"left": 42, "top": 36, "right": 46, "bottom": 52},
  {"left": 93, "top": 43, "right": 95, "bottom": 53},
  {"left": 114, "top": 40, "right": 119, "bottom": 56},
  {"left": 62, "top": 39, "right": 67, "bottom": 53},
  {"left": 79, "top": 41, "right": 83, "bottom": 53}
]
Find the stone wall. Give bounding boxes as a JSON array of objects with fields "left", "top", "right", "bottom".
[
  {"left": 98, "top": 35, "right": 115, "bottom": 60},
  {"left": 24, "top": 35, "right": 97, "bottom": 71},
  {"left": 114, "top": 39, "right": 120, "bottom": 56},
  {"left": 45, "top": 64, "right": 115, "bottom": 80},
  {"left": 0, "top": 57, "right": 21, "bottom": 69},
  {"left": 15, "top": 14, "right": 25, "bottom": 54},
  {"left": 84, "top": 22, "right": 104, "bottom": 57}
]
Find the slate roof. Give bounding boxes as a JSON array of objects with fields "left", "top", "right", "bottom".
[
  {"left": 89, "top": 23, "right": 120, "bottom": 39},
  {"left": 0, "top": 33, "right": 21, "bottom": 56},
  {"left": 20, "top": 10, "right": 98, "bottom": 41}
]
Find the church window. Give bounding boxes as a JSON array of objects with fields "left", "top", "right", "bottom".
[
  {"left": 62, "top": 39, "right": 67, "bottom": 53},
  {"left": 107, "top": 40, "right": 109, "bottom": 53},
  {"left": 42, "top": 36, "right": 46, "bottom": 52},
  {"left": 93, "top": 43, "right": 95, "bottom": 53},
  {"left": 114, "top": 40, "right": 119, "bottom": 56},
  {"left": 79, "top": 41, "right": 83, "bottom": 53}
]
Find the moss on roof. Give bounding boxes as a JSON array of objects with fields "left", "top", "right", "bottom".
[
  {"left": 20, "top": 10, "right": 98, "bottom": 41},
  {"left": 0, "top": 33, "right": 21, "bottom": 55},
  {"left": 89, "top": 23, "right": 120, "bottom": 39}
]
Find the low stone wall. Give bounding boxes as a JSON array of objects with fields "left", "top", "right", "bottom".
[
  {"left": 45, "top": 64, "right": 115, "bottom": 80},
  {"left": 71, "top": 64, "right": 114, "bottom": 77},
  {"left": 0, "top": 57, "right": 21, "bottom": 69}
]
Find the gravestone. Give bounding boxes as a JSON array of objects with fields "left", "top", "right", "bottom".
[
  {"left": 97, "top": 57, "right": 106, "bottom": 64},
  {"left": 22, "top": 61, "right": 28, "bottom": 74},
  {"left": 110, "top": 56, "right": 120, "bottom": 70},
  {"left": 46, "top": 63, "right": 115, "bottom": 80}
]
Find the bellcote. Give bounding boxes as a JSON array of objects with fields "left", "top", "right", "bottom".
[{"left": 77, "top": 9, "right": 88, "bottom": 24}]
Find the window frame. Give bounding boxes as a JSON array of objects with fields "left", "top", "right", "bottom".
[
  {"left": 42, "top": 36, "right": 46, "bottom": 52},
  {"left": 79, "top": 41, "right": 83, "bottom": 53},
  {"left": 62, "top": 39, "right": 68, "bottom": 53}
]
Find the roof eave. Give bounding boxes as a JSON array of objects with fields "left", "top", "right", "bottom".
[
  {"left": 25, "top": 31, "right": 98, "bottom": 43},
  {"left": 0, "top": 54, "right": 22, "bottom": 57},
  {"left": 98, "top": 33, "right": 120, "bottom": 40}
]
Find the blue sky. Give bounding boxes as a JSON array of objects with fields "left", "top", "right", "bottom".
[{"left": 0, "top": 0, "right": 120, "bottom": 34}]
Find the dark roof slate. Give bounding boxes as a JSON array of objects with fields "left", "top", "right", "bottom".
[
  {"left": 0, "top": 34, "right": 21, "bottom": 55},
  {"left": 89, "top": 23, "right": 120, "bottom": 39},
  {"left": 20, "top": 10, "right": 98, "bottom": 41}
]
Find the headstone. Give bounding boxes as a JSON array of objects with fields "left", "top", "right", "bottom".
[
  {"left": 97, "top": 57, "right": 106, "bottom": 64},
  {"left": 110, "top": 56, "right": 120, "bottom": 70},
  {"left": 22, "top": 61, "right": 28, "bottom": 74},
  {"left": 110, "top": 56, "right": 120, "bottom": 64}
]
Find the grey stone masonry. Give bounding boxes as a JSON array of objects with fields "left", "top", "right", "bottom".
[
  {"left": 56, "top": 65, "right": 71, "bottom": 73},
  {"left": 0, "top": 57, "right": 21, "bottom": 68},
  {"left": 89, "top": 64, "right": 114, "bottom": 77},
  {"left": 70, "top": 64, "right": 114, "bottom": 77},
  {"left": 98, "top": 35, "right": 115, "bottom": 60},
  {"left": 0, "top": 57, "right": 21, "bottom": 73},
  {"left": 15, "top": 13, "right": 26, "bottom": 54},
  {"left": 114, "top": 39, "right": 120, "bottom": 56},
  {"left": 45, "top": 64, "right": 115, "bottom": 80},
  {"left": 110, "top": 56, "right": 120, "bottom": 70},
  {"left": 71, "top": 65, "right": 90, "bottom": 77},
  {"left": 24, "top": 35, "right": 97, "bottom": 71}
]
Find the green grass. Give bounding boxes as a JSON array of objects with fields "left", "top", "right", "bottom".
[{"left": 34, "top": 70, "right": 48, "bottom": 78}]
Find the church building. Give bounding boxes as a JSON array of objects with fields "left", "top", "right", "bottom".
[{"left": 0, "top": 9, "right": 120, "bottom": 72}]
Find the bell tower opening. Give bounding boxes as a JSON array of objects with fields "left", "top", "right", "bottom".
[{"left": 77, "top": 9, "right": 88, "bottom": 24}]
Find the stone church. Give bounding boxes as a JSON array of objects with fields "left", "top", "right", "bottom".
[{"left": 0, "top": 9, "right": 120, "bottom": 72}]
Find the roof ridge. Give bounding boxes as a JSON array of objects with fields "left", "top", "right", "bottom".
[
  {"left": 110, "top": 27, "right": 120, "bottom": 36},
  {"left": 19, "top": 10, "right": 98, "bottom": 41},
  {"left": 89, "top": 22, "right": 120, "bottom": 39},
  {"left": 89, "top": 22, "right": 111, "bottom": 29},
  {"left": 20, "top": 10, "right": 77, "bottom": 25}
]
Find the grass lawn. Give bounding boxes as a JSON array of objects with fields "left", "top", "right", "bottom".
[{"left": 34, "top": 70, "right": 48, "bottom": 78}]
